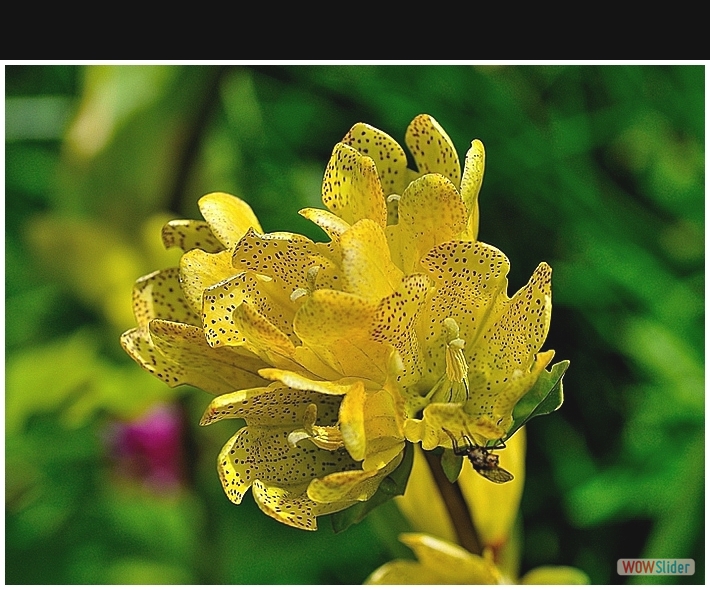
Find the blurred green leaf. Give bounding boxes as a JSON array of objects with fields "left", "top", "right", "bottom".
[{"left": 441, "top": 448, "right": 464, "bottom": 483}]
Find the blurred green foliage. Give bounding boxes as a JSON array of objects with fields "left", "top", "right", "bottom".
[{"left": 5, "top": 64, "right": 704, "bottom": 584}]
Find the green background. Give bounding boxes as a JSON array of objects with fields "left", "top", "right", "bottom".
[{"left": 5, "top": 64, "right": 704, "bottom": 584}]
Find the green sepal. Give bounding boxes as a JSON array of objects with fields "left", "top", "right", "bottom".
[
  {"left": 441, "top": 449, "right": 463, "bottom": 483},
  {"left": 331, "top": 442, "right": 414, "bottom": 533},
  {"left": 505, "top": 360, "right": 569, "bottom": 441}
]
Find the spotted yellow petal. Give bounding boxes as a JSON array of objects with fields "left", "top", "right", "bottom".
[
  {"left": 299, "top": 207, "right": 351, "bottom": 240},
  {"left": 372, "top": 274, "right": 430, "bottom": 387},
  {"left": 485, "top": 350, "right": 555, "bottom": 431},
  {"left": 200, "top": 384, "right": 339, "bottom": 426},
  {"left": 201, "top": 273, "right": 257, "bottom": 348},
  {"left": 340, "top": 219, "right": 403, "bottom": 301},
  {"left": 403, "top": 403, "right": 504, "bottom": 450},
  {"left": 198, "top": 192, "right": 262, "bottom": 248},
  {"left": 465, "top": 263, "right": 554, "bottom": 426},
  {"left": 417, "top": 241, "right": 510, "bottom": 393},
  {"left": 232, "top": 301, "right": 297, "bottom": 362},
  {"left": 308, "top": 450, "right": 403, "bottom": 504},
  {"left": 231, "top": 229, "right": 318, "bottom": 315},
  {"left": 468, "top": 262, "right": 552, "bottom": 370},
  {"left": 341, "top": 121, "right": 409, "bottom": 199},
  {"left": 179, "top": 248, "right": 236, "bottom": 313},
  {"left": 120, "top": 321, "right": 267, "bottom": 395},
  {"left": 147, "top": 319, "right": 268, "bottom": 393},
  {"left": 388, "top": 174, "right": 468, "bottom": 274},
  {"left": 405, "top": 114, "right": 461, "bottom": 187},
  {"left": 321, "top": 143, "right": 387, "bottom": 229},
  {"left": 251, "top": 479, "right": 356, "bottom": 531},
  {"left": 131, "top": 267, "right": 200, "bottom": 329},
  {"left": 218, "top": 426, "right": 357, "bottom": 503},
  {"left": 306, "top": 466, "right": 380, "bottom": 503},
  {"left": 293, "top": 289, "right": 392, "bottom": 384},
  {"left": 161, "top": 219, "right": 224, "bottom": 253}
]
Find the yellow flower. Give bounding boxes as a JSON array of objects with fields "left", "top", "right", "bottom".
[
  {"left": 122, "top": 192, "right": 409, "bottom": 530},
  {"left": 311, "top": 114, "right": 560, "bottom": 449},
  {"left": 365, "top": 533, "right": 590, "bottom": 585},
  {"left": 122, "top": 114, "right": 565, "bottom": 531}
]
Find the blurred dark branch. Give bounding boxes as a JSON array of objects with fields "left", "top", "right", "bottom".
[
  {"left": 166, "top": 66, "right": 229, "bottom": 215},
  {"left": 424, "top": 451, "right": 482, "bottom": 556}
]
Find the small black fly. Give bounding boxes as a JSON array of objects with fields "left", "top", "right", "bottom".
[{"left": 442, "top": 427, "right": 514, "bottom": 484}]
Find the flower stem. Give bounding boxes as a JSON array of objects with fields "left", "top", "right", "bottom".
[{"left": 423, "top": 451, "right": 482, "bottom": 556}]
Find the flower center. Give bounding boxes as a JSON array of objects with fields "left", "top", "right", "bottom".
[
  {"left": 418, "top": 318, "right": 470, "bottom": 406},
  {"left": 290, "top": 265, "right": 322, "bottom": 302},
  {"left": 288, "top": 403, "right": 344, "bottom": 451}
]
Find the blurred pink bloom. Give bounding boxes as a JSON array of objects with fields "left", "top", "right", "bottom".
[{"left": 107, "top": 404, "right": 184, "bottom": 492}]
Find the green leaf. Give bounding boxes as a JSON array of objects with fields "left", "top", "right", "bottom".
[
  {"left": 506, "top": 360, "right": 569, "bottom": 441},
  {"left": 331, "top": 443, "right": 414, "bottom": 533},
  {"left": 441, "top": 449, "right": 463, "bottom": 483}
]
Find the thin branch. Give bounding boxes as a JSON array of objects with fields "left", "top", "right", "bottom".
[
  {"left": 166, "top": 66, "right": 229, "bottom": 215},
  {"left": 423, "top": 451, "right": 482, "bottom": 556}
]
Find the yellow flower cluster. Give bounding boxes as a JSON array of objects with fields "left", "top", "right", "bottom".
[{"left": 122, "top": 115, "right": 555, "bottom": 530}]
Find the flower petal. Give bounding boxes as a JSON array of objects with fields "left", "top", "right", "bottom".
[
  {"left": 251, "top": 479, "right": 356, "bottom": 531},
  {"left": 417, "top": 241, "right": 510, "bottom": 393},
  {"left": 231, "top": 229, "right": 320, "bottom": 313},
  {"left": 198, "top": 192, "right": 263, "bottom": 248},
  {"left": 258, "top": 367, "right": 355, "bottom": 395},
  {"left": 403, "top": 403, "right": 499, "bottom": 449},
  {"left": 341, "top": 122, "right": 409, "bottom": 224},
  {"left": 387, "top": 174, "right": 468, "bottom": 274},
  {"left": 486, "top": 350, "right": 555, "bottom": 431},
  {"left": 161, "top": 219, "right": 224, "bottom": 254},
  {"left": 219, "top": 425, "right": 356, "bottom": 499},
  {"left": 131, "top": 267, "right": 201, "bottom": 329},
  {"left": 365, "top": 533, "right": 501, "bottom": 585},
  {"left": 340, "top": 219, "right": 403, "bottom": 301},
  {"left": 340, "top": 382, "right": 405, "bottom": 471},
  {"left": 202, "top": 273, "right": 258, "bottom": 348},
  {"left": 179, "top": 249, "right": 236, "bottom": 313},
  {"left": 372, "top": 274, "right": 431, "bottom": 387},
  {"left": 339, "top": 381, "right": 367, "bottom": 460},
  {"left": 120, "top": 322, "right": 267, "bottom": 395},
  {"left": 299, "top": 207, "right": 351, "bottom": 240},
  {"left": 217, "top": 424, "right": 359, "bottom": 525},
  {"left": 459, "top": 139, "right": 485, "bottom": 241},
  {"left": 148, "top": 319, "right": 269, "bottom": 393},
  {"left": 469, "top": 262, "right": 552, "bottom": 369},
  {"left": 200, "top": 384, "right": 340, "bottom": 426},
  {"left": 293, "top": 289, "right": 391, "bottom": 384},
  {"left": 306, "top": 466, "right": 379, "bottom": 503},
  {"left": 232, "top": 302, "right": 297, "bottom": 362},
  {"left": 466, "top": 263, "right": 554, "bottom": 426},
  {"left": 321, "top": 143, "right": 388, "bottom": 229},
  {"left": 405, "top": 115, "right": 461, "bottom": 187}
]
